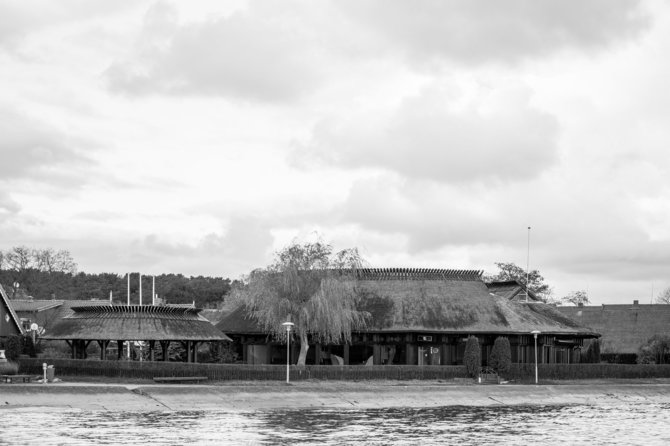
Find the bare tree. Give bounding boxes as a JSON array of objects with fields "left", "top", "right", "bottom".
[
  {"left": 233, "top": 240, "right": 369, "bottom": 366},
  {"left": 656, "top": 287, "right": 670, "bottom": 305},
  {"left": 34, "top": 248, "right": 77, "bottom": 274},
  {"left": 5, "top": 246, "right": 35, "bottom": 271}
]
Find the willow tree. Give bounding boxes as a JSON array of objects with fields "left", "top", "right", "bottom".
[{"left": 235, "top": 241, "right": 369, "bottom": 365}]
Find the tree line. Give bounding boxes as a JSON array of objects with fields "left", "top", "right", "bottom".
[{"left": 0, "top": 246, "right": 233, "bottom": 308}]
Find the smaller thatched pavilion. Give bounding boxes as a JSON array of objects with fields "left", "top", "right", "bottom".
[{"left": 42, "top": 304, "right": 231, "bottom": 362}]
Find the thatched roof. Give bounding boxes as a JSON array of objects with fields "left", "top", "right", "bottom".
[
  {"left": 42, "top": 305, "right": 231, "bottom": 342},
  {"left": 357, "top": 277, "right": 596, "bottom": 336},
  {"left": 558, "top": 303, "right": 670, "bottom": 353},
  {"left": 217, "top": 268, "right": 597, "bottom": 337}
]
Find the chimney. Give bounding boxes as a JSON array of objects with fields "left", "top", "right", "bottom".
[{"left": 633, "top": 299, "right": 639, "bottom": 306}]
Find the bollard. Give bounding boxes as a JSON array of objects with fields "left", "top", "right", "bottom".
[{"left": 42, "top": 362, "right": 47, "bottom": 384}]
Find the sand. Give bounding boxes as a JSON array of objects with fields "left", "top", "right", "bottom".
[{"left": 1, "top": 380, "right": 669, "bottom": 411}]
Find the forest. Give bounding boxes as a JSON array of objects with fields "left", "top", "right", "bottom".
[{"left": 0, "top": 246, "right": 233, "bottom": 308}]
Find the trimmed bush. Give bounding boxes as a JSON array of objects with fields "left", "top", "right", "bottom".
[
  {"left": 17, "top": 358, "right": 469, "bottom": 381},
  {"left": 463, "top": 336, "right": 481, "bottom": 378},
  {"left": 601, "top": 353, "right": 637, "bottom": 364},
  {"left": 581, "top": 340, "right": 601, "bottom": 363},
  {"left": 14, "top": 358, "right": 670, "bottom": 382},
  {"left": 489, "top": 337, "right": 512, "bottom": 375}
]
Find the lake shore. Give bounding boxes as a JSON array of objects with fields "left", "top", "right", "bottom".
[{"left": 2, "top": 379, "right": 670, "bottom": 411}]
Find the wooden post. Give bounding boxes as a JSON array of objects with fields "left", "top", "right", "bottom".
[
  {"left": 343, "top": 343, "right": 350, "bottom": 365},
  {"left": 186, "top": 341, "right": 192, "bottom": 363},
  {"left": 193, "top": 341, "right": 198, "bottom": 363},
  {"left": 98, "top": 340, "right": 108, "bottom": 360},
  {"left": 315, "top": 343, "right": 322, "bottom": 365},
  {"left": 160, "top": 341, "right": 169, "bottom": 362},
  {"left": 149, "top": 341, "right": 155, "bottom": 361},
  {"left": 373, "top": 344, "right": 381, "bottom": 365},
  {"left": 117, "top": 340, "right": 124, "bottom": 360}
]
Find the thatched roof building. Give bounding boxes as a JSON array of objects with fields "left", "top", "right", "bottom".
[
  {"left": 558, "top": 301, "right": 670, "bottom": 359},
  {"left": 218, "top": 268, "right": 597, "bottom": 366},
  {"left": 42, "top": 304, "right": 230, "bottom": 362}
]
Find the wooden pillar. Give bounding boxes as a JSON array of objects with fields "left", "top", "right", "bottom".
[
  {"left": 149, "top": 341, "right": 155, "bottom": 361},
  {"left": 265, "top": 343, "right": 272, "bottom": 364},
  {"left": 160, "top": 341, "right": 169, "bottom": 362},
  {"left": 315, "top": 343, "right": 322, "bottom": 365},
  {"left": 406, "top": 343, "right": 416, "bottom": 365},
  {"left": 373, "top": 344, "right": 381, "bottom": 365},
  {"left": 66, "top": 340, "right": 74, "bottom": 359},
  {"left": 117, "top": 341, "right": 124, "bottom": 360},
  {"left": 98, "top": 340, "right": 109, "bottom": 360},
  {"left": 186, "top": 341, "right": 192, "bottom": 363},
  {"left": 343, "top": 343, "right": 350, "bottom": 365},
  {"left": 193, "top": 342, "right": 198, "bottom": 363}
]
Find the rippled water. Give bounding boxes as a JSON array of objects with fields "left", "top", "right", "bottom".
[{"left": 1, "top": 404, "right": 669, "bottom": 445}]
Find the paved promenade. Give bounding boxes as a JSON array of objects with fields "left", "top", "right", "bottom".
[{"left": 1, "top": 380, "right": 669, "bottom": 411}]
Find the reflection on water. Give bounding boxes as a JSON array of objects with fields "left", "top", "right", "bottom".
[{"left": 1, "top": 404, "right": 669, "bottom": 445}]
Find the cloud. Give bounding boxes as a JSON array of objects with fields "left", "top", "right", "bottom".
[
  {"left": 0, "top": 108, "right": 91, "bottom": 183},
  {"left": 337, "top": 0, "right": 651, "bottom": 65},
  {"left": 0, "top": 192, "right": 20, "bottom": 214},
  {"left": 106, "top": 2, "right": 323, "bottom": 102},
  {"left": 296, "top": 85, "right": 559, "bottom": 183},
  {"left": 72, "top": 216, "right": 275, "bottom": 278},
  {"left": 0, "top": 0, "right": 135, "bottom": 49}
]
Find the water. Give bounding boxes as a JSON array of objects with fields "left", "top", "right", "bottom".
[{"left": 1, "top": 404, "right": 669, "bottom": 445}]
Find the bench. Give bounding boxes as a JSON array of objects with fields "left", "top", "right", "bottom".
[
  {"left": 2, "top": 374, "right": 33, "bottom": 383},
  {"left": 153, "top": 376, "right": 208, "bottom": 384},
  {"left": 478, "top": 367, "right": 500, "bottom": 385}
]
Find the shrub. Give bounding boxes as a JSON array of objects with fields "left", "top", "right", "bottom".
[
  {"left": 22, "top": 335, "right": 37, "bottom": 358},
  {"left": 581, "top": 339, "right": 601, "bottom": 363},
  {"left": 489, "top": 337, "right": 512, "bottom": 375},
  {"left": 463, "top": 336, "right": 481, "bottom": 377},
  {"left": 637, "top": 335, "right": 670, "bottom": 364},
  {"left": 0, "top": 335, "right": 23, "bottom": 360},
  {"left": 0, "top": 361, "right": 19, "bottom": 375}
]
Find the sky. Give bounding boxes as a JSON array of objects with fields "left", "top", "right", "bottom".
[{"left": 1, "top": 0, "right": 669, "bottom": 305}]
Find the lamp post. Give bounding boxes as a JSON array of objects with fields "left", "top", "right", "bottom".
[
  {"left": 282, "top": 321, "right": 294, "bottom": 384},
  {"left": 531, "top": 330, "right": 541, "bottom": 384}
]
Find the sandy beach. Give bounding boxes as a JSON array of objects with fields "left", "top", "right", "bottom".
[{"left": 1, "top": 380, "right": 669, "bottom": 412}]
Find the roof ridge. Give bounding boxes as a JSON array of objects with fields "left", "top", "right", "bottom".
[{"left": 355, "top": 267, "right": 483, "bottom": 281}]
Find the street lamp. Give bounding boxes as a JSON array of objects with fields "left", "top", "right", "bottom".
[
  {"left": 531, "top": 330, "right": 541, "bottom": 384},
  {"left": 282, "top": 321, "right": 295, "bottom": 384}
]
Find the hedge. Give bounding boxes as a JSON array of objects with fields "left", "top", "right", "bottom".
[
  {"left": 17, "top": 359, "right": 468, "bottom": 381},
  {"left": 17, "top": 358, "right": 670, "bottom": 382},
  {"left": 505, "top": 363, "right": 670, "bottom": 382}
]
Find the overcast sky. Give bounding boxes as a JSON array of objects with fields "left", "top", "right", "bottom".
[{"left": 1, "top": 0, "right": 669, "bottom": 305}]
